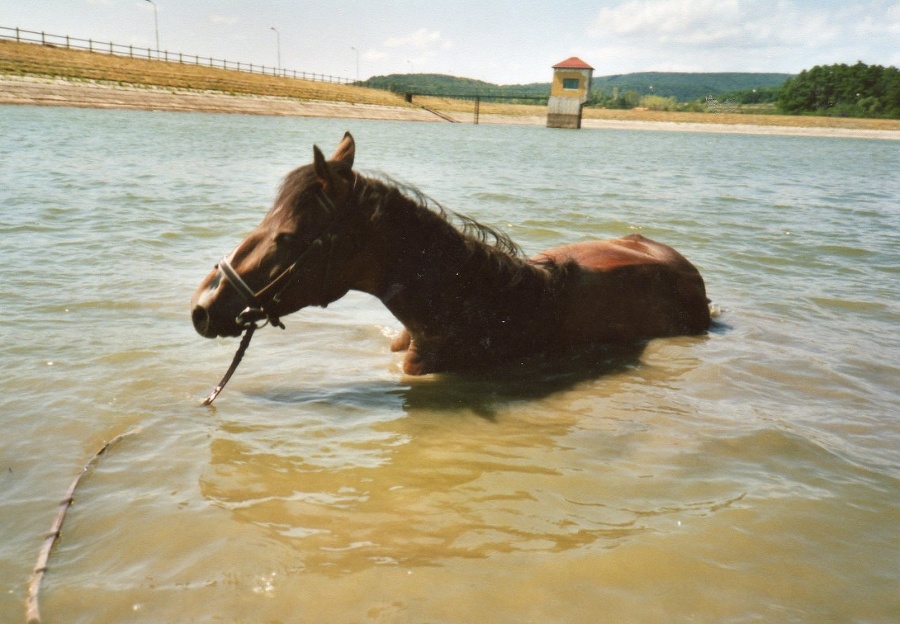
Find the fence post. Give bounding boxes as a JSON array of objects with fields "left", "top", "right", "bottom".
[
  {"left": 42, "top": 31, "right": 46, "bottom": 45},
  {"left": 16, "top": 27, "right": 20, "bottom": 42}
]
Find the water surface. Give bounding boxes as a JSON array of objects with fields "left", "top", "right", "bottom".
[{"left": 1, "top": 106, "right": 898, "bottom": 622}]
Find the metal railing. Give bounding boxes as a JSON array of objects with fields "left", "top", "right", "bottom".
[{"left": 0, "top": 25, "right": 355, "bottom": 85}]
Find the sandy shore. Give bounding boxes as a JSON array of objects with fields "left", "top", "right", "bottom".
[{"left": 3, "top": 75, "right": 898, "bottom": 140}]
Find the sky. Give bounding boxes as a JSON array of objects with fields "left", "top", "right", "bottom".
[{"left": 2, "top": 1, "right": 898, "bottom": 85}]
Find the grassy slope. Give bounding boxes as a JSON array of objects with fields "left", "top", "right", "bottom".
[
  {"left": 0, "top": 39, "right": 411, "bottom": 108},
  {"left": 2, "top": 40, "right": 899, "bottom": 131}
]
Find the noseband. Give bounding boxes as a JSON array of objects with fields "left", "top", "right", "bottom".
[{"left": 217, "top": 254, "right": 286, "bottom": 330}]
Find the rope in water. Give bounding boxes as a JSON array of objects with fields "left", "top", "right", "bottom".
[
  {"left": 25, "top": 427, "right": 142, "bottom": 624},
  {"left": 25, "top": 324, "right": 254, "bottom": 620}
]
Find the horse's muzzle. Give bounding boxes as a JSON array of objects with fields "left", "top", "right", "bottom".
[
  {"left": 191, "top": 300, "right": 242, "bottom": 338},
  {"left": 191, "top": 303, "right": 215, "bottom": 338}
]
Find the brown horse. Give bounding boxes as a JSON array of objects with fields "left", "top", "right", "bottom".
[{"left": 191, "top": 132, "right": 710, "bottom": 376}]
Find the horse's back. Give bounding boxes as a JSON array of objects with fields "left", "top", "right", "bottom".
[{"left": 534, "top": 234, "right": 710, "bottom": 343}]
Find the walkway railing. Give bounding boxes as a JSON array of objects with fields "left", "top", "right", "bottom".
[{"left": 0, "top": 25, "right": 355, "bottom": 85}]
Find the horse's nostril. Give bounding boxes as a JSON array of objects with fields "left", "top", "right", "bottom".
[{"left": 191, "top": 305, "right": 211, "bottom": 336}]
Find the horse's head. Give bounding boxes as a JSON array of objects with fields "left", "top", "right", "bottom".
[{"left": 191, "top": 132, "right": 366, "bottom": 338}]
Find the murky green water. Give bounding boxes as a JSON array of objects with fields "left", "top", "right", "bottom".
[{"left": 1, "top": 105, "right": 898, "bottom": 622}]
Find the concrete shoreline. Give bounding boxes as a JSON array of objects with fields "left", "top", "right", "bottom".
[{"left": 3, "top": 75, "right": 898, "bottom": 141}]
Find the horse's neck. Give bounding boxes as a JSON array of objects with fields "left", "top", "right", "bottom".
[{"left": 369, "top": 193, "right": 556, "bottom": 345}]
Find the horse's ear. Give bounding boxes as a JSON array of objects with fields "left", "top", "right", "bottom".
[
  {"left": 331, "top": 131, "right": 355, "bottom": 167},
  {"left": 313, "top": 144, "right": 332, "bottom": 190}
]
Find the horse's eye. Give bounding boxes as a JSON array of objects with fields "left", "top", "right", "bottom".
[{"left": 275, "top": 232, "right": 298, "bottom": 247}]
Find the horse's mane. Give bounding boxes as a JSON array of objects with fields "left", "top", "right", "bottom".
[
  {"left": 359, "top": 173, "right": 524, "bottom": 259},
  {"left": 354, "top": 173, "right": 574, "bottom": 300}
]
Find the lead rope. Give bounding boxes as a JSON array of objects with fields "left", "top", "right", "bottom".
[{"left": 201, "top": 324, "right": 256, "bottom": 406}]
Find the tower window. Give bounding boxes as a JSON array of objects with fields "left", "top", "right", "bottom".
[{"left": 563, "top": 78, "right": 580, "bottom": 90}]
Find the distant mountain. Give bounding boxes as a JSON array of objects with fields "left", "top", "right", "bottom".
[{"left": 359, "top": 72, "right": 793, "bottom": 102}]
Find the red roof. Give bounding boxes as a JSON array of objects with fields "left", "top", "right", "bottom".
[{"left": 552, "top": 57, "right": 594, "bottom": 70}]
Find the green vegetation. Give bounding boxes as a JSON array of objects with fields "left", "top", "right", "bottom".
[
  {"left": 360, "top": 73, "right": 547, "bottom": 101},
  {"left": 636, "top": 95, "right": 678, "bottom": 111},
  {"left": 778, "top": 62, "right": 900, "bottom": 118},
  {"left": 360, "top": 71, "right": 792, "bottom": 105},
  {"left": 592, "top": 72, "right": 791, "bottom": 102},
  {"left": 715, "top": 86, "right": 782, "bottom": 105}
]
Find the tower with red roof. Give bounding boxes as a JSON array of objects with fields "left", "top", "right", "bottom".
[{"left": 547, "top": 57, "right": 594, "bottom": 129}]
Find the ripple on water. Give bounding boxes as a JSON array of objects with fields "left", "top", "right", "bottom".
[{"left": 2, "top": 109, "right": 899, "bottom": 623}]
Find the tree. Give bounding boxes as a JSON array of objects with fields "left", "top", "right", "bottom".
[{"left": 778, "top": 62, "right": 900, "bottom": 118}]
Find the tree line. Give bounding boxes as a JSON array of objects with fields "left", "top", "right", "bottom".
[
  {"left": 590, "top": 62, "right": 899, "bottom": 118},
  {"left": 362, "top": 63, "right": 900, "bottom": 119},
  {"left": 778, "top": 62, "right": 900, "bottom": 118}
]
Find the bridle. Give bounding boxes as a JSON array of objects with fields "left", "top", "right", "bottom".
[
  {"left": 217, "top": 186, "right": 354, "bottom": 331},
  {"left": 201, "top": 181, "right": 358, "bottom": 406},
  {"left": 216, "top": 237, "right": 322, "bottom": 332}
]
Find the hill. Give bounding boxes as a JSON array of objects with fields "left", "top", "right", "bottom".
[
  {"left": 360, "top": 73, "right": 546, "bottom": 100},
  {"left": 593, "top": 72, "right": 792, "bottom": 101},
  {"left": 360, "top": 72, "right": 793, "bottom": 102},
  {"left": 0, "top": 39, "right": 409, "bottom": 108}
]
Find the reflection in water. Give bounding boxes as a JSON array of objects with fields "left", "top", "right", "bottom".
[
  {"left": 402, "top": 341, "right": 649, "bottom": 418},
  {"left": 198, "top": 340, "right": 743, "bottom": 575}
]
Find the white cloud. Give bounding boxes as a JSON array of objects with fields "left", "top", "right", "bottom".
[
  {"left": 383, "top": 28, "right": 449, "bottom": 50},
  {"left": 588, "top": 0, "right": 831, "bottom": 49},
  {"left": 584, "top": 0, "right": 899, "bottom": 72},
  {"left": 210, "top": 15, "right": 238, "bottom": 26},
  {"left": 591, "top": 0, "right": 735, "bottom": 40},
  {"left": 363, "top": 49, "right": 389, "bottom": 63},
  {"left": 364, "top": 27, "right": 454, "bottom": 74},
  {"left": 859, "top": 2, "right": 900, "bottom": 36}
]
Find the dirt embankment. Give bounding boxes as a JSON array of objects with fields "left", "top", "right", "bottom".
[{"left": 0, "top": 74, "right": 442, "bottom": 121}]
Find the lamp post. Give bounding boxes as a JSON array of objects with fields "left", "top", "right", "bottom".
[
  {"left": 270, "top": 27, "right": 281, "bottom": 74},
  {"left": 350, "top": 46, "right": 359, "bottom": 83},
  {"left": 145, "top": 0, "right": 159, "bottom": 56}
]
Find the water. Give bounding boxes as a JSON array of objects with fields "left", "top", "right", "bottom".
[{"left": 1, "top": 105, "right": 898, "bottom": 623}]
